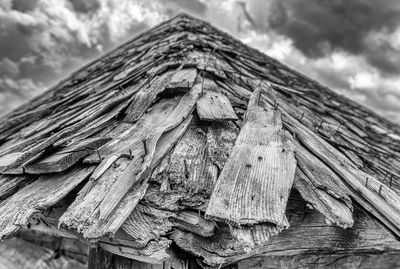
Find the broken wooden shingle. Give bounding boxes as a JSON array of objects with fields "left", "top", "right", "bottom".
[
  {"left": 196, "top": 78, "right": 238, "bottom": 121},
  {"left": 206, "top": 88, "right": 296, "bottom": 229}
]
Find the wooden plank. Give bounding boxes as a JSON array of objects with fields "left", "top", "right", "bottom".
[
  {"left": 23, "top": 138, "right": 111, "bottom": 174},
  {"left": 283, "top": 111, "right": 400, "bottom": 237},
  {"left": 172, "top": 192, "right": 400, "bottom": 268},
  {"left": 206, "top": 88, "right": 296, "bottom": 228},
  {"left": 0, "top": 175, "right": 34, "bottom": 200},
  {"left": 196, "top": 78, "right": 238, "bottom": 121},
  {"left": 124, "top": 67, "right": 182, "bottom": 123},
  {"left": 83, "top": 96, "right": 180, "bottom": 164},
  {"left": 294, "top": 143, "right": 353, "bottom": 228},
  {"left": 59, "top": 114, "right": 193, "bottom": 239},
  {"left": 0, "top": 166, "right": 94, "bottom": 240},
  {"left": 166, "top": 68, "right": 197, "bottom": 89},
  {"left": 91, "top": 83, "right": 201, "bottom": 222}
]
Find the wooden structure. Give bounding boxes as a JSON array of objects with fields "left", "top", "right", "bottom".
[{"left": 1, "top": 13, "right": 400, "bottom": 268}]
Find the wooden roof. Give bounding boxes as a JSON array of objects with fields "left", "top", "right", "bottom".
[{"left": 1, "top": 13, "right": 400, "bottom": 268}]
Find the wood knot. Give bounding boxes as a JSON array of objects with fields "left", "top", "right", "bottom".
[
  {"left": 258, "top": 156, "right": 263, "bottom": 161},
  {"left": 245, "top": 163, "right": 252, "bottom": 168}
]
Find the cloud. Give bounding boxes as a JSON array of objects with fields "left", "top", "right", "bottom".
[{"left": 239, "top": 0, "right": 400, "bottom": 75}]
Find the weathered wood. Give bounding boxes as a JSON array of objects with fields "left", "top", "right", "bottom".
[
  {"left": 284, "top": 112, "right": 400, "bottom": 237},
  {"left": 124, "top": 67, "right": 181, "bottom": 123},
  {"left": 23, "top": 137, "right": 111, "bottom": 174},
  {"left": 59, "top": 115, "right": 193, "bottom": 239},
  {"left": 0, "top": 166, "right": 94, "bottom": 240},
  {"left": 0, "top": 238, "right": 86, "bottom": 269},
  {"left": 206, "top": 88, "right": 296, "bottom": 228},
  {"left": 294, "top": 142, "right": 353, "bottom": 228},
  {"left": 173, "top": 190, "right": 400, "bottom": 267},
  {"left": 0, "top": 174, "right": 34, "bottom": 200},
  {"left": 166, "top": 68, "right": 197, "bottom": 89},
  {"left": 196, "top": 78, "right": 238, "bottom": 121}
]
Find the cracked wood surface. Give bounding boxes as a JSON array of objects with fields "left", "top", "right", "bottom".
[
  {"left": 196, "top": 78, "right": 238, "bottom": 121},
  {"left": 22, "top": 137, "right": 111, "bottom": 174},
  {"left": 0, "top": 166, "right": 94, "bottom": 240},
  {"left": 206, "top": 88, "right": 296, "bottom": 228},
  {"left": 59, "top": 115, "right": 192, "bottom": 239}
]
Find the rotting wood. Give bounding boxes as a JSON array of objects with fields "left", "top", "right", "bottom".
[
  {"left": 206, "top": 88, "right": 296, "bottom": 229},
  {"left": 59, "top": 115, "right": 193, "bottom": 239},
  {"left": 23, "top": 138, "right": 111, "bottom": 174},
  {"left": 0, "top": 166, "right": 94, "bottom": 240},
  {"left": 196, "top": 78, "right": 238, "bottom": 121},
  {"left": 0, "top": 174, "right": 34, "bottom": 201},
  {"left": 91, "top": 82, "right": 201, "bottom": 222}
]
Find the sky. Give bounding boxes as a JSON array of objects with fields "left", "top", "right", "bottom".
[{"left": 0, "top": 0, "right": 400, "bottom": 124}]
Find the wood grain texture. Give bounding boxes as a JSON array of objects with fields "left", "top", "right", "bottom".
[
  {"left": 284, "top": 112, "right": 400, "bottom": 237},
  {"left": 206, "top": 88, "right": 296, "bottom": 228},
  {"left": 124, "top": 67, "right": 181, "bottom": 123},
  {"left": 294, "top": 142, "right": 354, "bottom": 228},
  {"left": 59, "top": 115, "right": 192, "bottom": 239},
  {"left": 166, "top": 68, "right": 197, "bottom": 89},
  {"left": 173, "top": 191, "right": 400, "bottom": 267},
  {"left": 0, "top": 166, "right": 94, "bottom": 239},
  {"left": 196, "top": 78, "right": 238, "bottom": 121},
  {"left": 23, "top": 137, "right": 111, "bottom": 174}
]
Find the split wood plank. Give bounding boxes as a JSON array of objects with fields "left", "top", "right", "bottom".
[
  {"left": 0, "top": 166, "right": 94, "bottom": 240},
  {"left": 196, "top": 78, "right": 238, "bottom": 121},
  {"left": 206, "top": 88, "right": 296, "bottom": 227},
  {"left": 84, "top": 96, "right": 181, "bottom": 164},
  {"left": 23, "top": 138, "right": 111, "bottom": 174},
  {"left": 294, "top": 142, "right": 353, "bottom": 228},
  {"left": 3, "top": 83, "right": 139, "bottom": 171},
  {"left": 124, "top": 67, "right": 182, "bottom": 123},
  {"left": 0, "top": 175, "right": 34, "bottom": 201},
  {"left": 283, "top": 111, "right": 400, "bottom": 237},
  {"left": 89, "top": 83, "right": 202, "bottom": 222},
  {"left": 59, "top": 115, "right": 193, "bottom": 239}
]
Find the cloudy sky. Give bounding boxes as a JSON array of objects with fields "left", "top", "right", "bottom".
[{"left": 1, "top": 0, "right": 400, "bottom": 124}]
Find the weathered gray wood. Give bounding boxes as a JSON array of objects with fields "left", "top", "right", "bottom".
[
  {"left": 23, "top": 137, "right": 111, "bottom": 174},
  {"left": 0, "top": 166, "right": 94, "bottom": 240},
  {"left": 0, "top": 174, "right": 34, "bottom": 200},
  {"left": 284, "top": 112, "right": 400, "bottom": 237},
  {"left": 294, "top": 142, "right": 353, "bottom": 228},
  {"left": 196, "top": 78, "right": 238, "bottom": 121},
  {"left": 166, "top": 68, "right": 197, "bottom": 89},
  {"left": 0, "top": 238, "right": 86, "bottom": 269},
  {"left": 206, "top": 88, "right": 296, "bottom": 228},
  {"left": 59, "top": 115, "right": 193, "bottom": 239},
  {"left": 124, "top": 67, "right": 181, "bottom": 123}
]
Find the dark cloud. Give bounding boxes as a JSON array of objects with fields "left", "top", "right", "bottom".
[
  {"left": 69, "top": 0, "right": 100, "bottom": 13},
  {"left": 241, "top": 0, "right": 400, "bottom": 75},
  {"left": 11, "top": 0, "right": 38, "bottom": 12}
]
